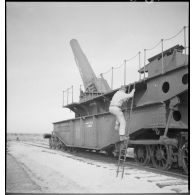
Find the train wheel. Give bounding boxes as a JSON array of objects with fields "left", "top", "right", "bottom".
[
  {"left": 180, "top": 142, "right": 188, "bottom": 174},
  {"left": 134, "top": 145, "right": 150, "bottom": 165},
  {"left": 150, "top": 144, "right": 172, "bottom": 170}
]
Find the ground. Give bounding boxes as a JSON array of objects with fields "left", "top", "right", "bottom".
[{"left": 6, "top": 140, "right": 189, "bottom": 193}]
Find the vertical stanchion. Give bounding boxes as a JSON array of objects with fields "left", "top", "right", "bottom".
[
  {"left": 101, "top": 74, "right": 103, "bottom": 94},
  {"left": 67, "top": 88, "right": 69, "bottom": 105},
  {"left": 79, "top": 84, "right": 82, "bottom": 101},
  {"left": 63, "top": 90, "right": 64, "bottom": 107},
  {"left": 161, "top": 39, "right": 164, "bottom": 74},
  {"left": 79, "top": 85, "right": 81, "bottom": 99},
  {"left": 138, "top": 51, "right": 141, "bottom": 80},
  {"left": 144, "top": 49, "right": 146, "bottom": 80},
  {"left": 100, "top": 73, "right": 103, "bottom": 95},
  {"left": 72, "top": 85, "right": 73, "bottom": 103},
  {"left": 184, "top": 26, "right": 186, "bottom": 55},
  {"left": 124, "top": 60, "right": 126, "bottom": 86},
  {"left": 111, "top": 67, "right": 113, "bottom": 89}
]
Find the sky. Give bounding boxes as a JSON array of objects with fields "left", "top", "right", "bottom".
[{"left": 6, "top": 2, "right": 189, "bottom": 133}]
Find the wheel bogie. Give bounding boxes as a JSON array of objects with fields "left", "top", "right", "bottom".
[{"left": 48, "top": 131, "right": 188, "bottom": 174}]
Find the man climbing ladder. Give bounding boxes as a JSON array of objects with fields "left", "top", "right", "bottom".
[
  {"left": 114, "top": 84, "right": 135, "bottom": 178},
  {"left": 109, "top": 85, "right": 135, "bottom": 141}
]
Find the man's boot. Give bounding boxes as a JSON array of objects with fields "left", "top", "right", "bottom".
[{"left": 120, "top": 135, "right": 128, "bottom": 142}]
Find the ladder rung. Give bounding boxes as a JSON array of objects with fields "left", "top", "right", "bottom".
[
  {"left": 116, "top": 140, "right": 129, "bottom": 178},
  {"left": 119, "top": 157, "right": 125, "bottom": 160},
  {"left": 119, "top": 154, "right": 126, "bottom": 156},
  {"left": 121, "top": 147, "right": 127, "bottom": 149}
]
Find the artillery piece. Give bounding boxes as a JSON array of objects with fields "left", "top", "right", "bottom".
[
  {"left": 70, "top": 39, "right": 111, "bottom": 102},
  {"left": 45, "top": 39, "right": 188, "bottom": 174}
]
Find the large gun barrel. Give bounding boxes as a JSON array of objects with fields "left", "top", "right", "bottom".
[
  {"left": 70, "top": 39, "right": 97, "bottom": 90},
  {"left": 70, "top": 39, "right": 111, "bottom": 93}
]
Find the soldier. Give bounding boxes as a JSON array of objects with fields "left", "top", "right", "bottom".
[{"left": 109, "top": 86, "right": 135, "bottom": 141}]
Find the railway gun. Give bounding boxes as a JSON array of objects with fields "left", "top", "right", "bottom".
[{"left": 44, "top": 39, "right": 188, "bottom": 174}]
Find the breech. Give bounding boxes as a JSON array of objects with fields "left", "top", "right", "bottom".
[{"left": 109, "top": 106, "right": 126, "bottom": 136}]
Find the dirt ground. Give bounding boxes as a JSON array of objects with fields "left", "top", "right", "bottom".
[{"left": 6, "top": 154, "right": 41, "bottom": 193}]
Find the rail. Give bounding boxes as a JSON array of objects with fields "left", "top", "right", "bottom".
[
  {"left": 62, "top": 84, "right": 104, "bottom": 107},
  {"left": 62, "top": 86, "right": 74, "bottom": 106}
]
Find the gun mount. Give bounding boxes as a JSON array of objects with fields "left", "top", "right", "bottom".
[{"left": 70, "top": 39, "right": 111, "bottom": 101}]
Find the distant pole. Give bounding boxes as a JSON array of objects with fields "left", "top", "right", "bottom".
[
  {"left": 144, "top": 49, "right": 146, "bottom": 80},
  {"left": 124, "top": 60, "right": 126, "bottom": 85},
  {"left": 161, "top": 39, "right": 164, "bottom": 74},
  {"left": 184, "top": 26, "right": 187, "bottom": 55},
  {"left": 111, "top": 67, "right": 113, "bottom": 89},
  {"left": 139, "top": 51, "right": 141, "bottom": 80}
]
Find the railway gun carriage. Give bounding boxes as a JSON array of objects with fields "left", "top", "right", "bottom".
[{"left": 46, "top": 40, "right": 188, "bottom": 174}]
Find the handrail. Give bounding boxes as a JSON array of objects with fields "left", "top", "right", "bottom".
[{"left": 63, "top": 26, "right": 189, "bottom": 107}]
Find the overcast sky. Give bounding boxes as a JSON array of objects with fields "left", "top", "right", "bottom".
[{"left": 7, "top": 2, "right": 189, "bottom": 133}]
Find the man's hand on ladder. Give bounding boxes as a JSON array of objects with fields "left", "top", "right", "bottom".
[
  {"left": 127, "top": 82, "right": 136, "bottom": 96},
  {"left": 130, "top": 88, "right": 135, "bottom": 97}
]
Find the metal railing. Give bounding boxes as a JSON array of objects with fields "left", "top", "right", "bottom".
[
  {"left": 101, "top": 51, "right": 140, "bottom": 90},
  {"left": 63, "top": 26, "right": 189, "bottom": 107},
  {"left": 143, "top": 26, "right": 189, "bottom": 77},
  {"left": 100, "top": 25, "right": 189, "bottom": 85},
  {"left": 62, "top": 84, "right": 104, "bottom": 107},
  {"left": 62, "top": 85, "right": 74, "bottom": 106}
]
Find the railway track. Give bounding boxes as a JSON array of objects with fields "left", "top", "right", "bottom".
[
  {"left": 21, "top": 141, "right": 189, "bottom": 192},
  {"left": 22, "top": 141, "right": 188, "bottom": 181}
]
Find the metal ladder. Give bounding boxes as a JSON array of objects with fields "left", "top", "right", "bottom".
[
  {"left": 116, "top": 139, "right": 129, "bottom": 178},
  {"left": 116, "top": 83, "right": 135, "bottom": 178}
]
